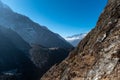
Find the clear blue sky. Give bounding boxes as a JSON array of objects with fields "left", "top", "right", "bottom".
[{"left": 1, "top": 0, "right": 107, "bottom": 37}]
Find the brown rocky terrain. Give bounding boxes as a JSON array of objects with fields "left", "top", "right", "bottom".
[{"left": 41, "top": 0, "right": 120, "bottom": 80}]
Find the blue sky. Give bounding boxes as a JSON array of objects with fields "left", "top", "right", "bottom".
[{"left": 1, "top": 0, "right": 107, "bottom": 37}]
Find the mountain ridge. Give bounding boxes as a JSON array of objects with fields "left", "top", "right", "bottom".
[
  {"left": 0, "top": 1, "right": 73, "bottom": 80},
  {"left": 0, "top": 0, "right": 73, "bottom": 49},
  {"left": 65, "top": 33, "right": 87, "bottom": 46}
]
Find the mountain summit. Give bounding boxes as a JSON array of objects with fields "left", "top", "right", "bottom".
[
  {"left": 0, "top": 1, "right": 72, "bottom": 49},
  {"left": 41, "top": 0, "right": 120, "bottom": 80}
]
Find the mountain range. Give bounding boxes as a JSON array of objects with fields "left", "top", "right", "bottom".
[
  {"left": 65, "top": 33, "right": 87, "bottom": 47},
  {"left": 1, "top": 0, "right": 119, "bottom": 80},
  {"left": 0, "top": 0, "right": 72, "bottom": 49},
  {"left": 0, "top": 1, "right": 73, "bottom": 80}
]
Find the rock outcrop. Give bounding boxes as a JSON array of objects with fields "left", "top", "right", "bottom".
[{"left": 41, "top": 0, "right": 120, "bottom": 80}]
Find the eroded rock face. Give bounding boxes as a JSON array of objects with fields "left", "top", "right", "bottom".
[{"left": 41, "top": 0, "right": 120, "bottom": 80}]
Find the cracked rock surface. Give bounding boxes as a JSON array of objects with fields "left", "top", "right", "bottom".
[{"left": 41, "top": 0, "right": 120, "bottom": 80}]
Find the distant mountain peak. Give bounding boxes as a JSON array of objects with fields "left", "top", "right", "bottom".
[
  {"left": 66, "top": 33, "right": 87, "bottom": 38},
  {"left": 41, "top": 0, "right": 120, "bottom": 79},
  {"left": 65, "top": 33, "right": 87, "bottom": 47}
]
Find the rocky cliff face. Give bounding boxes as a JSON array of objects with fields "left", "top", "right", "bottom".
[{"left": 41, "top": 0, "right": 120, "bottom": 80}]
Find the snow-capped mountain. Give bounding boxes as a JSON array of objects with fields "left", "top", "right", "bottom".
[
  {"left": 0, "top": 1, "right": 73, "bottom": 49},
  {"left": 65, "top": 33, "right": 87, "bottom": 47}
]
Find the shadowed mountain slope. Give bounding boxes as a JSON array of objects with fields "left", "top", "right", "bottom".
[
  {"left": 0, "top": 0, "right": 73, "bottom": 49},
  {"left": 0, "top": 26, "right": 39, "bottom": 80}
]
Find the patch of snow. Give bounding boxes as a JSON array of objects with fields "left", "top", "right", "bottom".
[{"left": 65, "top": 33, "right": 87, "bottom": 46}]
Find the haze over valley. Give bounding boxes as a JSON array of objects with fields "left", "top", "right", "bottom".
[{"left": 0, "top": 0, "right": 119, "bottom": 80}]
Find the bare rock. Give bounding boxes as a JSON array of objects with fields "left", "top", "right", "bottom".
[{"left": 41, "top": 0, "right": 120, "bottom": 80}]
